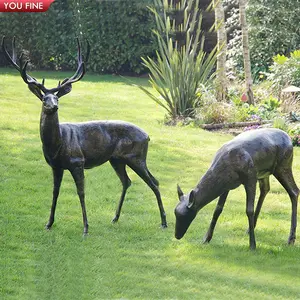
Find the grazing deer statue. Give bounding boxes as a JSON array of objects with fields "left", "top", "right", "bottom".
[
  {"left": 2, "top": 37, "right": 167, "bottom": 235},
  {"left": 175, "top": 128, "right": 299, "bottom": 250}
]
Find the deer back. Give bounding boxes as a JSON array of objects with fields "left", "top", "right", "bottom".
[
  {"left": 49, "top": 120, "right": 149, "bottom": 170},
  {"left": 211, "top": 128, "right": 293, "bottom": 180}
]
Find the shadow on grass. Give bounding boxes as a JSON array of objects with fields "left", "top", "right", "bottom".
[
  {"left": 133, "top": 226, "right": 300, "bottom": 296},
  {"left": 82, "top": 218, "right": 300, "bottom": 299}
]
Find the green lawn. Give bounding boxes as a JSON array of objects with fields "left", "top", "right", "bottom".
[{"left": 1, "top": 68, "right": 300, "bottom": 299}]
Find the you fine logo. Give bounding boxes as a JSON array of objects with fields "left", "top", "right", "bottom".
[{"left": 0, "top": 0, "right": 55, "bottom": 12}]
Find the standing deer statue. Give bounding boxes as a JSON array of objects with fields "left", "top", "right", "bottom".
[
  {"left": 175, "top": 128, "right": 299, "bottom": 250},
  {"left": 2, "top": 37, "right": 167, "bottom": 235}
]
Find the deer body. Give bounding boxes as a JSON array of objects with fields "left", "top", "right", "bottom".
[
  {"left": 3, "top": 37, "right": 167, "bottom": 235},
  {"left": 41, "top": 113, "right": 149, "bottom": 169},
  {"left": 175, "top": 128, "right": 299, "bottom": 249}
]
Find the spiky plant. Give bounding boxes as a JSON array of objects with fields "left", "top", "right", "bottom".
[{"left": 140, "top": 0, "right": 217, "bottom": 120}]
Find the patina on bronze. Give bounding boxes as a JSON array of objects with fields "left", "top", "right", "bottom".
[
  {"left": 2, "top": 37, "right": 167, "bottom": 235},
  {"left": 175, "top": 128, "right": 299, "bottom": 250}
]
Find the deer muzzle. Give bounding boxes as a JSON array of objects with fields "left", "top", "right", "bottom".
[{"left": 43, "top": 104, "right": 58, "bottom": 114}]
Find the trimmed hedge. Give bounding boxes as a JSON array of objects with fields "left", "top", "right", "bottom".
[{"left": 0, "top": 0, "right": 156, "bottom": 74}]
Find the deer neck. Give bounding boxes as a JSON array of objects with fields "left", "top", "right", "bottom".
[
  {"left": 40, "top": 108, "right": 62, "bottom": 158},
  {"left": 195, "top": 170, "right": 224, "bottom": 211}
]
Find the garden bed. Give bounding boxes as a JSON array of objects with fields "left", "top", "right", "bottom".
[{"left": 200, "top": 120, "right": 272, "bottom": 135}]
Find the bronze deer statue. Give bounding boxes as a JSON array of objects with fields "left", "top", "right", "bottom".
[
  {"left": 2, "top": 37, "right": 167, "bottom": 235},
  {"left": 175, "top": 128, "right": 299, "bottom": 250}
]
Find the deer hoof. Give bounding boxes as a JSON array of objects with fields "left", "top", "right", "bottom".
[
  {"left": 202, "top": 234, "right": 212, "bottom": 244},
  {"left": 111, "top": 216, "right": 119, "bottom": 223},
  {"left": 161, "top": 223, "right": 168, "bottom": 229},
  {"left": 45, "top": 223, "right": 52, "bottom": 230}
]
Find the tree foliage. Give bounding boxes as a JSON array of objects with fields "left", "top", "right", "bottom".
[
  {"left": 269, "top": 50, "right": 300, "bottom": 96},
  {"left": 248, "top": 0, "right": 300, "bottom": 69},
  {"left": 222, "top": 0, "right": 300, "bottom": 79}
]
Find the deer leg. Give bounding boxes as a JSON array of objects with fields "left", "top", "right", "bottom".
[
  {"left": 274, "top": 169, "right": 299, "bottom": 245},
  {"left": 254, "top": 177, "right": 270, "bottom": 228},
  {"left": 244, "top": 180, "right": 257, "bottom": 250},
  {"left": 46, "top": 168, "right": 64, "bottom": 230},
  {"left": 70, "top": 167, "right": 89, "bottom": 235},
  {"left": 127, "top": 160, "right": 167, "bottom": 228},
  {"left": 246, "top": 177, "right": 270, "bottom": 233},
  {"left": 203, "top": 191, "right": 229, "bottom": 244},
  {"left": 110, "top": 158, "right": 131, "bottom": 223},
  {"left": 147, "top": 169, "right": 159, "bottom": 187}
]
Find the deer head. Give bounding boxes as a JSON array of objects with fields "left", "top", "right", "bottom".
[
  {"left": 2, "top": 37, "right": 90, "bottom": 114},
  {"left": 174, "top": 185, "right": 197, "bottom": 239}
]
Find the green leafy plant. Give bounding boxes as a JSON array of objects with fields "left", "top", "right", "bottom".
[
  {"left": 289, "top": 125, "right": 300, "bottom": 146},
  {"left": 273, "top": 117, "right": 289, "bottom": 132},
  {"left": 140, "top": 0, "right": 217, "bottom": 120},
  {"left": 231, "top": 103, "right": 259, "bottom": 122},
  {"left": 260, "top": 96, "right": 281, "bottom": 111},
  {"left": 257, "top": 96, "right": 281, "bottom": 119},
  {"left": 226, "top": 0, "right": 300, "bottom": 80},
  {"left": 273, "top": 54, "right": 288, "bottom": 65},
  {"left": 198, "top": 102, "right": 234, "bottom": 124},
  {"left": 229, "top": 95, "right": 281, "bottom": 123},
  {"left": 269, "top": 50, "right": 300, "bottom": 96}
]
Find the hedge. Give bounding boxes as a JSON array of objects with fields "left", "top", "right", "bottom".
[{"left": 0, "top": 0, "right": 156, "bottom": 74}]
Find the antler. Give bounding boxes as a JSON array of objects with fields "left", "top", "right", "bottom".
[
  {"left": 1, "top": 36, "right": 20, "bottom": 71},
  {"left": 2, "top": 36, "right": 48, "bottom": 95},
  {"left": 1, "top": 36, "right": 90, "bottom": 98},
  {"left": 49, "top": 38, "right": 90, "bottom": 95}
]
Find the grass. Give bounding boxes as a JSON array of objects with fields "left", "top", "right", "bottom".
[{"left": 1, "top": 68, "right": 300, "bottom": 299}]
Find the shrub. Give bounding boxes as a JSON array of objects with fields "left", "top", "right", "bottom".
[
  {"left": 234, "top": 95, "right": 281, "bottom": 121},
  {"left": 246, "top": 1, "right": 300, "bottom": 75},
  {"left": 260, "top": 96, "right": 280, "bottom": 110},
  {"left": 291, "top": 135, "right": 300, "bottom": 147},
  {"left": 268, "top": 50, "right": 300, "bottom": 96},
  {"left": 140, "top": 0, "right": 217, "bottom": 120},
  {"left": 289, "top": 125, "right": 300, "bottom": 146},
  {"left": 257, "top": 96, "right": 281, "bottom": 119},
  {"left": 233, "top": 106, "right": 251, "bottom": 122},
  {"left": 273, "top": 117, "right": 289, "bottom": 132},
  {"left": 198, "top": 102, "right": 234, "bottom": 124}
]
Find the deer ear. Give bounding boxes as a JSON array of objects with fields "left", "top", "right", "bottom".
[
  {"left": 177, "top": 184, "right": 184, "bottom": 200},
  {"left": 187, "top": 190, "right": 195, "bottom": 209},
  {"left": 28, "top": 84, "right": 43, "bottom": 101},
  {"left": 56, "top": 82, "right": 72, "bottom": 98}
]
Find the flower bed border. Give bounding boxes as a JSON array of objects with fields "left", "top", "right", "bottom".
[{"left": 200, "top": 120, "right": 271, "bottom": 131}]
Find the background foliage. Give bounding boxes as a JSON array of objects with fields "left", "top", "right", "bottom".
[
  {"left": 269, "top": 50, "right": 300, "bottom": 96},
  {"left": 248, "top": 0, "right": 300, "bottom": 71},
  {"left": 0, "top": 0, "right": 156, "bottom": 74},
  {"left": 223, "top": 0, "right": 300, "bottom": 80},
  {"left": 1, "top": 0, "right": 299, "bottom": 77}
]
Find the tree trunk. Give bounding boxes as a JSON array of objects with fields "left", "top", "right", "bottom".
[
  {"left": 214, "top": 0, "right": 227, "bottom": 102},
  {"left": 239, "top": 0, "right": 254, "bottom": 105}
]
